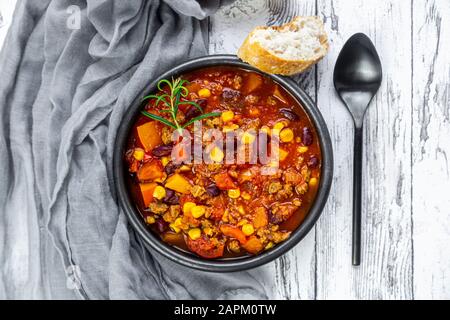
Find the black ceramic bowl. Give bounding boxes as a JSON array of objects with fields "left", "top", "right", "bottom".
[{"left": 113, "top": 55, "right": 333, "bottom": 272}]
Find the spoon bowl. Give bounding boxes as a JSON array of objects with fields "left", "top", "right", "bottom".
[{"left": 334, "top": 33, "right": 382, "bottom": 127}]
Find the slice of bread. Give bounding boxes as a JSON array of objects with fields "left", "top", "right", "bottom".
[{"left": 237, "top": 16, "right": 329, "bottom": 76}]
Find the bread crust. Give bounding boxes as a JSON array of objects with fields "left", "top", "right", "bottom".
[{"left": 237, "top": 16, "right": 329, "bottom": 76}]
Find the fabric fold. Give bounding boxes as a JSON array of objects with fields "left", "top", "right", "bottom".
[{"left": 0, "top": 0, "right": 271, "bottom": 299}]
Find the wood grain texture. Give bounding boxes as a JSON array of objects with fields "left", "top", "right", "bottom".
[
  {"left": 412, "top": 0, "right": 450, "bottom": 300},
  {"left": 315, "top": 0, "right": 413, "bottom": 299},
  {"left": 210, "top": 0, "right": 317, "bottom": 299},
  {"left": 208, "top": 0, "right": 450, "bottom": 300}
]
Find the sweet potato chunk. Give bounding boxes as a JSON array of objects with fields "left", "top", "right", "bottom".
[
  {"left": 185, "top": 82, "right": 202, "bottom": 96},
  {"left": 162, "top": 232, "right": 184, "bottom": 245},
  {"left": 220, "top": 225, "right": 247, "bottom": 244},
  {"left": 137, "top": 160, "right": 164, "bottom": 182},
  {"left": 139, "top": 183, "right": 157, "bottom": 207},
  {"left": 137, "top": 121, "right": 162, "bottom": 152},
  {"left": 252, "top": 207, "right": 268, "bottom": 228},
  {"left": 165, "top": 173, "right": 192, "bottom": 194},
  {"left": 243, "top": 73, "right": 263, "bottom": 94},
  {"left": 213, "top": 172, "right": 237, "bottom": 190},
  {"left": 242, "top": 236, "right": 263, "bottom": 254}
]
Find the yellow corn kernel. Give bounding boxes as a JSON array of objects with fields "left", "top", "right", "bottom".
[
  {"left": 273, "top": 122, "right": 286, "bottom": 131},
  {"left": 179, "top": 165, "right": 191, "bottom": 172},
  {"left": 188, "top": 228, "right": 202, "bottom": 240},
  {"left": 242, "top": 223, "right": 254, "bottom": 236},
  {"left": 221, "top": 110, "right": 235, "bottom": 123},
  {"left": 293, "top": 199, "right": 302, "bottom": 207},
  {"left": 198, "top": 88, "right": 211, "bottom": 98},
  {"left": 265, "top": 242, "right": 274, "bottom": 250},
  {"left": 210, "top": 146, "right": 224, "bottom": 162},
  {"left": 241, "top": 191, "right": 251, "bottom": 200},
  {"left": 153, "top": 186, "right": 166, "bottom": 200},
  {"left": 297, "top": 146, "right": 309, "bottom": 154},
  {"left": 280, "top": 128, "right": 294, "bottom": 143},
  {"left": 238, "top": 205, "right": 246, "bottom": 215},
  {"left": 223, "top": 124, "right": 239, "bottom": 132},
  {"left": 146, "top": 216, "right": 155, "bottom": 224},
  {"left": 237, "top": 219, "right": 248, "bottom": 227},
  {"left": 183, "top": 202, "right": 196, "bottom": 214},
  {"left": 278, "top": 148, "right": 289, "bottom": 161},
  {"left": 133, "top": 148, "right": 145, "bottom": 161},
  {"left": 170, "top": 218, "right": 183, "bottom": 233},
  {"left": 191, "top": 205, "right": 206, "bottom": 218},
  {"left": 174, "top": 217, "right": 183, "bottom": 227},
  {"left": 228, "top": 189, "right": 241, "bottom": 199},
  {"left": 309, "top": 177, "right": 318, "bottom": 187},
  {"left": 295, "top": 137, "right": 302, "bottom": 143},
  {"left": 241, "top": 132, "right": 256, "bottom": 144},
  {"left": 203, "top": 227, "right": 213, "bottom": 236},
  {"left": 161, "top": 156, "right": 170, "bottom": 167},
  {"left": 222, "top": 209, "right": 229, "bottom": 222}
]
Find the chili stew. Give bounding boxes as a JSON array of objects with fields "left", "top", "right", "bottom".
[{"left": 124, "top": 67, "right": 322, "bottom": 259}]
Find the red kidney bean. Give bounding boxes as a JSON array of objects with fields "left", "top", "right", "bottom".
[
  {"left": 196, "top": 98, "right": 208, "bottom": 109},
  {"left": 184, "top": 105, "right": 201, "bottom": 121},
  {"left": 302, "top": 127, "right": 313, "bottom": 146},
  {"left": 152, "top": 144, "right": 173, "bottom": 157},
  {"left": 308, "top": 156, "right": 319, "bottom": 168},
  {"left": 279, "top": 108, "right": 299, "bottom": 121},
  {"left": 206, "top": 184, "right": 221, "bottom": 197},
  {"left": 164, "top": 161, "right": 181, "bottom": 175},
  {"left": 155, "top": 219, "right": 168, "bottom": 233},
  {"left": 163, "top": 189, "right": 179, "bottom": 205}
]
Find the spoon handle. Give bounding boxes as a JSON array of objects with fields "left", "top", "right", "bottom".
[{"left": 352, "top": 126, "right": 363, "bottom": 266}]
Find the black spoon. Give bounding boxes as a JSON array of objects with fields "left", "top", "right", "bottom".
[{"left": 333, "top": 33, "right": 382, "bottom": 266}]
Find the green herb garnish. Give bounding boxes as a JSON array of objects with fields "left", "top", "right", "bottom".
[{"left": 142, "top": 78, "right": 221, "bottom": 133}]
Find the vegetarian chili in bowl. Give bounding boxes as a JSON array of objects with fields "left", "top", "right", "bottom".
[{"left": 114, "top": 55, "right": 332, "bottom": 272}]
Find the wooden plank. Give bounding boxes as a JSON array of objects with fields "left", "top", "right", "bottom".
[
  {"left": 315, "top": 0, "right": 413, "bottom": 299},
  {"left": 209, "top": 0, "right": 317, "bottom": 299},
  {"left": 412, "top": 0, "right": 450, "bottom": 299}
]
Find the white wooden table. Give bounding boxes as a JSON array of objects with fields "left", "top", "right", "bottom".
[
  {"left": 1, "top": 0, "right": 449, "bottom": 300},
  {"left": 210, "top": 0, "right": 450, "bottom": 300}
]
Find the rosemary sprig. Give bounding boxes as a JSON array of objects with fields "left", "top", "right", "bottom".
[{"left": 142, "top": 78, "right": 221, "bottom": 133}]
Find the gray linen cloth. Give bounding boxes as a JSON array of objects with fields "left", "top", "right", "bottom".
[{"left": 0, "top": 0, "right": 271, "bottom": 299}]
